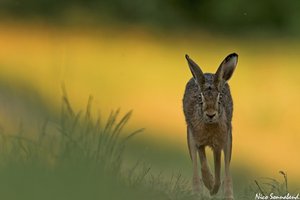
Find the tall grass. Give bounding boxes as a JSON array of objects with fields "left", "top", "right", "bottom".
[
  {"left": 0, "top": 89, "right": 197, "bottom": 200},
  {"left": 240, "top": 171, "right": 300, "bottom": 200},
  {"left": 0, "top": 88, "right": 146, "bottom": 200},
  {"left": 0, "top": 89, "right": 295, "bottom": 200},
  {"left": 0, "top": 88, "right": 141, "bottom": 168}
]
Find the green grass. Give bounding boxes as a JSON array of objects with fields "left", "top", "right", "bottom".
[
  {"left": 0, "top": 89, "right": 191, "bottom": 200},
  {"left": 0, "top": 90, "right": 296, "bottom": 200}
]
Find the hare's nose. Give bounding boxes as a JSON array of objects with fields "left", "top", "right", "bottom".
[{"left": 206, "top": 113, "right": 216, "bottom": 119}]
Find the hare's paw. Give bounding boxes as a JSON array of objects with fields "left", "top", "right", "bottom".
[
  {"left": 210, "top": 180, "right": 221, "bottom": 196},
  {"left": 201, "top": 167, "right": 214, "bottom": 191},
  {"left": 192, "top": 177, "right": 203, "bottom": 195},
  {"left": 223, "top": 177, "right": 234, "bottom": 200}
]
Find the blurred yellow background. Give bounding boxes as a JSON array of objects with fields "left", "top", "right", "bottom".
[{"left": 0, "top": 21, "right": 300, "bottom": 184}]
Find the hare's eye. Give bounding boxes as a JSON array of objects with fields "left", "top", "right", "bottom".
[
  {"left": 198, "top": 95, "right": 203, "bottom": 104},
  {"left": 218, "top": 94, "right": 222, "bottom": 104}
]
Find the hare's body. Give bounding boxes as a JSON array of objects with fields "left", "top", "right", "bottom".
[
  {"left": 183, "top": 54, "right": 238, "bottom": 200},
  {"left": 183, "top": 75, "right": 232, "bottom": 150}
]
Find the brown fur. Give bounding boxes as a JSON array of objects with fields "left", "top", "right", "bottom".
[
  {"left": 183, "top": 53, "right": 238, "bottom": 200},
  {"left": 184, "top": 77, "right": 230, "bottom": 151}
]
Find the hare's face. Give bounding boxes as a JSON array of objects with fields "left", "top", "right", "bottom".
[
  {"left": 200, "top": 84, "right": 222, "bottom": 123},
  {"left": 185, "top": 53, "right": 238, "bottom": 123}
]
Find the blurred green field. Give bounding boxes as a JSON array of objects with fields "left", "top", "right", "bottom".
[
  {"left": 0, "top": 92, "right": 294, "bottom": 200},
  {"left": 0, "top": 22, "right": 300, "bottom": 199}
]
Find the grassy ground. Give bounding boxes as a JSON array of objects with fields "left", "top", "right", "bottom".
[
  {"left": 0, "top": 91, "right": 193, "bottom": 200},
  {"left": 0, "top": 90, "right": 296, "bottom": 200}
]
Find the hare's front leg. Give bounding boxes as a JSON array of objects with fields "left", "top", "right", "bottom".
[
  {"left": 223, "top": 138, "right": 234, "bottom": 200},
  {"left": 210, "top": 149, "right": 221, "bottom": 195},
  {"left": 188, "top": 129, "right": 203, "bottom": 194},
  {"left": 198, "top": 146, "right": 214, "bottom": 191}
]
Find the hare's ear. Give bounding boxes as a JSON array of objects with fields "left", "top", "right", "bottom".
[
  {"left": 215, "top": 53, "right": 238, "bottom": 82},
  {"left": 185, "top": 54, "right": 205, "bottom": 86}
]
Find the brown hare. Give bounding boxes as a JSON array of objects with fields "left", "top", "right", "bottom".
[{"left": 183, "top": 53, "right": 238, "bottom": 200}]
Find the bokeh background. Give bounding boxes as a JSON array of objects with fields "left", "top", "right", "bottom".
[{"left": 0, "top": 0, "right": 300, "bottom": 196}]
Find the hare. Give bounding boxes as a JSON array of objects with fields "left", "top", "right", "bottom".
[{"left": 183, "top": 53, "right": 238, "bottom": 200}]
